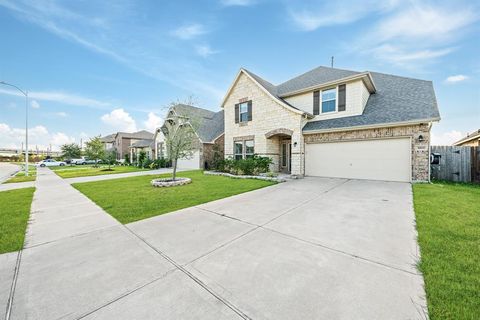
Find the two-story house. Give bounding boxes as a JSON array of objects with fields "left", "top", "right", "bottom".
[{"left": 222, "top": 66, "right": 440, "bottom": 182}]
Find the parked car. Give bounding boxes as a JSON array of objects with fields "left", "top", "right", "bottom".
[
  {"left": 71, "top": 158, "right": 86, "bottom": 165},
  {"left": 36, "top": 159, "right": 67, "bottom": 167},
  {"left": 84, "top": 158, "right": 99, "bottom": 165}
]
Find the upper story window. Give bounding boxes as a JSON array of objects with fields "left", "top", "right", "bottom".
[
  {"left": 321, "top": 88, "right": 336, "bottom": 113},
  {"left": 235, "top": 100, "right": 252, "bottom": 124},
  {"left": 239, "top": 102, "right": 249, "bottom": 122}
]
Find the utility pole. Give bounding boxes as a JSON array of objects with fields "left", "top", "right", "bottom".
[
  {"left": 0, "top": 81, "right": 29, "bottom": 176},
  {"left": 331, "top": 56, "right": 334, "bottom": 68}
]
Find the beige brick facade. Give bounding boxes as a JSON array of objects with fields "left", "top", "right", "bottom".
[
  {"left": 223, "top": 72, "right": 306, "bottom": 175},
  {"left": 304, "top": 124, "right": 431, "bottom": 181},
  {"left": 222, "top": 70, "right": 432, "bottom": 182}
]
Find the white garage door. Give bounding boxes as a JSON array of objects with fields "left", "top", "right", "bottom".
[
  {"left": 177, "top": 150, "right": 201, "bottom": 169},
  {"left": 305, "top": 138, "right": 411, "bottom": 182}
]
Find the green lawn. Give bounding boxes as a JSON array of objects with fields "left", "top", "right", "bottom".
[
  {"left": 0, "top": 188, "right": 35, "bottom": 254},
  {"left": 52, "top": 165, "right": 151, "bottom": 179},
  {"left": 413, "top": 182, "right": 479, "bottom": 320},
  {"left": 73, "top": 170, "right": 275, "bottom": 224},
  {"left": 4, "top": 165, "right": 36, "bottom": 183}
]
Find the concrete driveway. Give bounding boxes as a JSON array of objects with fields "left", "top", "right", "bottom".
[{"left": 5, "top": 173, "right": 426, "bottom": 319}]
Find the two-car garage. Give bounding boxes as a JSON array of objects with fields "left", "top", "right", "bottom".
[{"left": 305, "top": 138, "right": 412, "bottom": 182}]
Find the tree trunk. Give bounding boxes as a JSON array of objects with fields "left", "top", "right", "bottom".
[{"left": 172, "top": 159, "right": 177, "bottom": 181}]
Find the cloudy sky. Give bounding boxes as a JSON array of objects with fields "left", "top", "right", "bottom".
[{"left": 0, "top": 0, "right": 478, "bottom": 151}]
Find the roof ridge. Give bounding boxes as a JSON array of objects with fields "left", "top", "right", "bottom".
[
  {"left": 278, "top": 65, "right": 361, "bottom": 86},
  {"left": 369, "top": 71, "right": 432, "bottom": 83}
]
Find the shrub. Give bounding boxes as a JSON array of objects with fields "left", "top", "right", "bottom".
[
  {"left": 149, "top": 158, "right": 172, "bottom": 169},
  {"left": 141, "top": 158, "right": 153, "bottom": 169},
  {"left": 216, "top": 155, "right": 272, "bottom": 176}
]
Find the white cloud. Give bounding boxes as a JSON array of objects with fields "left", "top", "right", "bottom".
[
  {"left": 221, "top": 0, "right": 255, "bottom": 6},
  {"left": 195, "top": 44, "right": 218, "bottom": 58},
  {"left": 370, "top": 45, "right": 454, "bottom": 64},
  {"left": 51, "top": 132, "right": 75, "bottom": 146},
  {"left": 445, "top": 75, "right": 468, "bottom": 83},
  {"left": 55, "top": 111, "right": 68, "bottom": 117},
  {"left": 143, "top": 112, "right": 163, "bottom": 132},
  {"left": 101, "top": 108, "right": 137, "bottom": 132},
  {"left": 0, "top": 122, "right": 75, "bottom": 151},
  {"left": 0, "top": 87, "right": 111, "bottom": 109},
  {"left": 288, "top": 0, "right": 399, "bottom": 31},
  {"left": 171, "top": 23, "right": 207, "bottom": 40},
  {"left": 431, "top": 130, "right": 464, "bottom": 146},
  {"left": 30, "top": 100, "right": 40, "bottom": 109},
  {"left": 360, "top": 3, "right": 478, "bottom": 66}
]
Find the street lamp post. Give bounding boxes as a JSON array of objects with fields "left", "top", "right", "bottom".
[{"left": 0, "top": 81, "right": 29, "bottom": 176}]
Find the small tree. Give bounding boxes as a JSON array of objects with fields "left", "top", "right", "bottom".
[
  {"left": 61, "top": 143, "right": 81, "bottom": 163},
  {"left": 84, "top": 136, "right": 105, "bottom": 167},
  {"left": 137, "top": 150, "right": 146, "bottom": 167},
  {"left": 162, "top": 113, "right": 197, "bottom": 180},
  {"left": 102, "top": 149, "right": 117, "bottom": 170}
]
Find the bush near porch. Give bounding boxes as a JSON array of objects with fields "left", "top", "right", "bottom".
[{"left": 215, "top": 155, "right": 272, "bottom": 176}]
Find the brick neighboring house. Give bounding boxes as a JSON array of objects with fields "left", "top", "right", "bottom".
[
  {"left": 100, "top": 134, "right": 116, "bottom": 151},
  {"left": 129, "top": 139, "right": 155, "bottom": 162},
  {"left": 453, "top": 129, "right": 480, "bottom": 147},
  {"left": 221, "top": 66, "right": 441, "bottom": 182},
  {"left": 153, "top": 104, "right": 224, "bottom": 169},
  {"left": 107, "top": 130, "right": 154, "bottom": 161}
]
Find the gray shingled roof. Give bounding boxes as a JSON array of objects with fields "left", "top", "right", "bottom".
[
  {"left": 100, "top": 133, "right": 115, "bottom": 143},
  {"left": 130, "top": 139, "right": 154, "bottom": 148},
  {"left": 303, "top": 72, "right": 440, "bottom": 132},
  {"left": 242, "top": 66, "right": 440, "bottom": 131},
  {"left": 277, "top": 66, "right": 361, "bottom": 96},
  {"left": 171, "top": 104, "right": 224, "bottom": 142},
  {"left": 117, "top": 130, "right": 154, "bottom": 140}
]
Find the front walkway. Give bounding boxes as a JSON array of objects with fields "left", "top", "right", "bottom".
[
  {"left": 4, "top": 169, "right": 427, "bottom": 319},
  {"left": 0, "top": 167, "right": 177, "bottom": 192}
]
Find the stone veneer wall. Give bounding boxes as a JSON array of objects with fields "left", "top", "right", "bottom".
[
  {"left": 223, "top": 72, "right": 306, "bottom": 175},
  {"left": 203, "top": 134, "right": 225, "bottom": 169},
  {"left": 303, "top": 123, "right": 431, "bottom": 182}
]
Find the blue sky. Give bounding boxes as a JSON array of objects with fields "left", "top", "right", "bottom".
[{"left": 0, "top": 0, "right": 478, "bottom": 150}]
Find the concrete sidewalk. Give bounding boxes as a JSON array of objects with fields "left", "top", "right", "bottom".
[{"left": 6, "top": 167, "right": 242, "bottom": 320}]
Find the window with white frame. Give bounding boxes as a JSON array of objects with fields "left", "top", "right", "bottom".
[
  {"left": 245, "top": 140, "right": 254, "bottom": 158},
  {"left": 235, "top": 141, "right": 243, "bottom": 160},
  {"left": 321, "top": 88, "right": 336, "bottom": 113},
  {"left": 239, "top": 102, "right": 249, "bottom": 122},
  {"left": 234, "top": 139, "right": 255, "bottom": 159}
]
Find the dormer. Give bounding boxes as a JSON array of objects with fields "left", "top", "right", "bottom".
[{"left": 280, "top": 72, "right": 376, "bottom": 121}]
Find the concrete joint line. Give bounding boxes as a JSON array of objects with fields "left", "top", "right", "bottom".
[
  {"left": 122, "top": 225, "right": 253, "bottom": 320},
  {"left": 4, "top": 250, "right": 23, "bottom": 320},
  {"left": 23, "top": 224, "right": 119, "bottom": 250},
  {"left": 76, "top": 269, "right": 177, "bottom": 319},
  {"left": 264, "top": 226, "right": 421, "bottom": 276}
]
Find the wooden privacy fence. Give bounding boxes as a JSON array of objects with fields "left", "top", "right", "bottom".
[{"left": 431, "top": 146, "right": 480, "bottom": 183}]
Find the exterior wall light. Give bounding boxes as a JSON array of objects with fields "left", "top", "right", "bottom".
[
  {"left": 418, "top": 135, "right": 425, "bottom": 142},
  {"left": 293, "top": 142, "right": 298, "bottom": 147}
]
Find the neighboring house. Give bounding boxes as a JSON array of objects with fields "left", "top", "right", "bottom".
[
  {"left": 453, "top": 129, "right": 480, "bottom": 147},
  {"left": 153, "top": 104, "right": 224, "bottom": 169},
  {"left": 100, "top": 134, "right": 116, "bottom": 151},
  {"left": 112, "top": 130, "right": 154, "bottom": 160},
  {"left": 129, "top": 139, "right": 154, "bottom": 162},
  {"left": 221, "top": 66, "right": 440, "bottom": 182}
]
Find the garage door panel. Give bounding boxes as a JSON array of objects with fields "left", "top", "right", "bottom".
[
  {"left": 305, "top": 138, "right": 411, "bottom": 182},
  {"left": 177, "top": 150, "right": 200, "bottom": 169}
]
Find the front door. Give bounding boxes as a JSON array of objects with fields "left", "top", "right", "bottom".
[{"left": 281, "top": 141, "right": 291, "bottom": 173}]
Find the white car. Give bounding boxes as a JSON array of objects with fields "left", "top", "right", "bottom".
[
  {"left": 37, "top": 159, "right": 67, "bottom": 167},
  {"left": 71, "top": 158, "right": 86, "bottom": 165}
]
